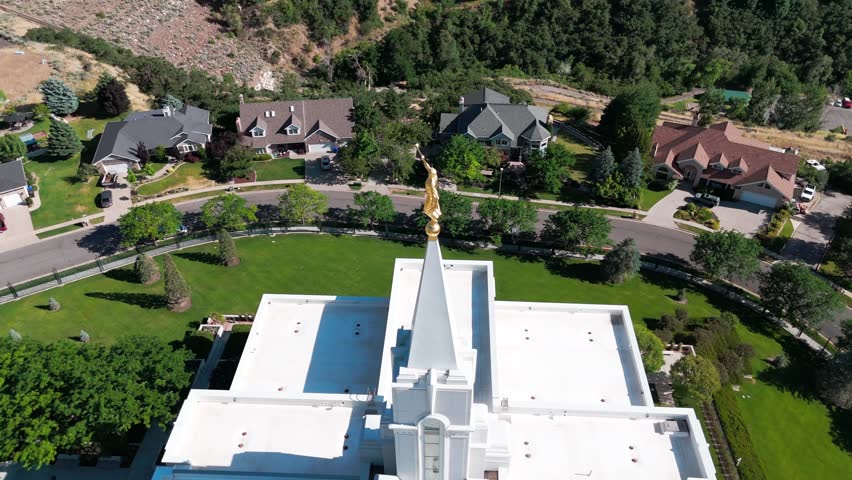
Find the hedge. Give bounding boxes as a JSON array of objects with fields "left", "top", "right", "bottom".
[{"left": 713, "top": 387, "right": 768, "bottom": 480}]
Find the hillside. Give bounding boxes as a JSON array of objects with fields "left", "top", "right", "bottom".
[{"left": 0, "top": 0, "right": 416, "bottom": 89}]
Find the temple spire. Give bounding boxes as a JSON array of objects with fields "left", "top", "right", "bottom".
[{"left": 406, "top": 149, "right": 459, "bottom": 370}]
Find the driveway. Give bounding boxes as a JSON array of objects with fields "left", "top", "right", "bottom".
[
  {"left": 103, "top": 174, "right": 133, "bottom": 223},
  {"left": 713, "top": 200, "right": 770, "bottom": 236},
  {"left": 643, "top": 185, "right": 691, "bottom": 228},
  {"left": 0, "top": 204, "right": 37, "bottom": 254},
  {"left": 783, "top": 190, "right": 851, "bottom": 266}
]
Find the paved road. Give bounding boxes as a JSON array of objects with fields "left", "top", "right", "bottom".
[
  {"left": 1, "top": 189, "right": 847, "bottom": 340},
  {"left": 783, "top": 190, "right": 851, "bottom": 266}
]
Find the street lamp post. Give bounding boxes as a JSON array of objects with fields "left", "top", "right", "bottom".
[{"left": 498, "top": 167, "right": 504, "bottom": 197}]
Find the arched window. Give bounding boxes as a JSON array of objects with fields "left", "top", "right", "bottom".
[{"left": 420, "top": 417, "right": 445, "bottom": 480}]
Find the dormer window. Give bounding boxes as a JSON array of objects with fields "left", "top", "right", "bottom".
[
  {"left": 285, "top": 125, "right": 299, "bottom": 135},
  {"left": 251, "top": 127, "right": 265, "bottom": 138},
  {"left": 730, "top": 167, "right": 743, "bottom": 174},
  {"left": 712, "top": 163, "right": 725, "bottom": 170},
  {"left": 264, "top": 111, "right": 276, "bottom": 118}
]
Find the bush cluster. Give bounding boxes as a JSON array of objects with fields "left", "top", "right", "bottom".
[
  {"left": 674, "top": 202, "right": 720, "bottom": 230},
  {"left": 713, "top": 388, "right": 768, "bottom": 480}
]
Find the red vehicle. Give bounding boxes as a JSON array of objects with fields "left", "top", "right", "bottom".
[
  {"left": 843, "top": 98, "right": 852, "bottom": 109},
  {"left": 0, "top": 213, "right": 6, "bottom": 233}
]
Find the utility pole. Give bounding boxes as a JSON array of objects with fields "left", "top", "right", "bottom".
[{"left": 498, "top": 167, "right": 504, "bottom": 197}]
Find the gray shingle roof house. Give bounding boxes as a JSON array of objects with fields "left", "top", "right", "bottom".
[
  {"left": 236, "top": 98, "right": 354, "bottom": 156},
  {"left": 438, "top": 88, "right": 553, "bottom": 158},
  {"left": 0, "top": 159, "right": 29, "bottom": 208},
  {"left": 92, "top": 105, "right": 212, "bottom": 174}
]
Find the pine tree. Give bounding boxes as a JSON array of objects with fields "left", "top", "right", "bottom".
[
  {"left": 620, "top": 148, "right": 644, "bottom": 190},
  {"left": 39, "top": 78, "right": 79, "bottom": 116},
  {"left": 590, "top": 146, "right": 616, "bottom": 184},
  {"left": 601, "top": 238, "right": 641, "bottom": 284},
  {"left": 47, "top": 118, "right": 83, "bottom": 158},
  {"left": 217, "top": 229, "right": 240, "bottom": 267},
  {"left": 136, "top": 141, "right": 150, "bottom": 166},
  {"left": 48, "top": 297, "right": 61, "bottom": 311},
  {"left": 97, "top": 78, "right": 130, "bottom": 117},
  {"left": 159, "top": 94, "right": 183, "bottom": 110},
  {"left": 163, "top": 254, "right": 192, "bottom": 312},
  {"left": 134, "top": 254, "right": 161, "bottom": 284}
]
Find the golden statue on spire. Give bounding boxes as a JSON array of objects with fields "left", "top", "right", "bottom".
[{"left": 416, "top": 144, "right": 441, "bottom": 240}]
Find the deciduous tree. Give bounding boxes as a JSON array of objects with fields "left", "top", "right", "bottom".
[
  {"left": 200, "top": 193, "right": 258, "bottom": 231},
  {"left": 163, "top": 254, "right": 191, "bottom": 311},
  {"left": 278, "top": 184, "right": 328, "bottom": 224},
  {"left": 97, "top": 77, "right": 130, "bottom": 117},
  {"left": 598, "top": 83, "right": 660, "bottom": 160},
  {"left": 690, "top": 230, "right": 761, "bottom": 280},
  {"left": 351, "top": 191, "right": 396, "bottom": 229},
  {"left": 759, "top": 262, "right": 843, "bottom": 335},
  {"left": 216, "top": 145, "right": 253, "bottom": 180},
  {"left": 602, "top": 238, "right": 641, "bottom": 284},
  {"left": 634, "top": 324, "right": 665, "bottom": 372},
  {"left": 525, "top": 143, "right": 575, "bottom": 194},
  {"left": 819, "top": 351, "right": 852, "bottom": 410},
  {"left": 338, "top": 130, "right": 379, "bottom": 179},
  {"left": 477, "top": 198, "right": 537, "bottom": 245},
  {"left": 39, "top": 78, "right": 78, "bottom": 116},
  {"left": 0, "top": 134, "right": 26, "bottom": 163},
  {"left": 47, "top": 118, "right": 82, "bottom": 158},
  {"left": 671, "top": 355, "right": 721, "bottom": 403},
  {"left": 541, "top": 207, "right": 611, "bottom": 252},
  {"left": 118, "top": 203, "right": 183, "bottom": 246},
  {"left": 438, "top": 135, "right": 488, "bottom": 184}
]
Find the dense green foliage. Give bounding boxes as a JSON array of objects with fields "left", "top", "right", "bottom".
[
  {"left": 213, "top": 145, "right": 254, "bottom": 180},
  {"left": 39, "top": 78, "right": 78, "bottom": 116},
  {"left": 413, "top": 190, "right": 473, "bottom": 238},
  {"left": 598, "top": 84, "right": 660, "bottom": 160},
  {"left": 163, "top": 254, "right": 191, "bottom": 311},
  {"left": 437, "top": 135, "right": 500, "bottom": 185},
  {"left": 818, "top": 351, "right": 852, "bottom": 410},
  {"left": 133, "top": 254, "right": 161, "bottom": 285},
  {"left": 0, "top": 335, "right": 191, "bottom": 469},
  {"left": 277, "top": 184, "right": 328, "bottom": 225},
  {"left": 524, "top": 143, "right": 575, "bottom": 194},
  {"left": 601, "top": 238, "right": 641, "bottom": 284},
  {"left": 46, "top": 119, "right": 83, "bottom": 158},
  {"left": 829, "top": 216, "right": 852, "bottom": 277},
  {"left": 338, "top": 131, "right": 379, "bottom": 179},
  {"left": 671, "top": 354, "right": 721, "bottom": 403},
  {"left": 540, "top": 207, "right": 611, "bottom": 252},
  {"left": 477, "top": 198, "right": 537, "bottom": 245},
  {"left": 828, "top": 160, "right": 852, "bottom": 194},
  {"left": 690, "top": 230, "right": 761, "bottom": 280},
  {"left": 590, "top": 146, "right": 616, "bottom": 185},
  {"left": 760, "top": 262, "right": 844, "bottom": 334},
  {"left": 217, "top": 229, "right": 240, "bottom": 267},
  {"left": 200, "top": 193, "right": 258, "bottom": 231},
  {"left": 351, "top": 191, "right": 396, "bottom": 228},
  {"left": 0, "top": 134, "right": 26, "bottom": 163},
  {"left": 96, "top": 77, "right": 130, "bottom": 117},
  {"left": 714, "top": 387, "right": 768, "bottom": 480},
  {"left": 634, "top": 323, "right": 664, "bottom": 372},
  {"left": 118, "top": 203, "right": 183, "bottom": 246}
]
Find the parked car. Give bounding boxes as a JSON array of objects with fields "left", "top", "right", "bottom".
[
  {"left": 98, "top": 190, "right": 113, "bottom": 208},
  {"left": 834, "top": 99, "right": 844, "bottom": 107},
  {"left": 176, "top": 224, "right": 189, "bottom": 235},
  {"left": 320, "top": 156, "right": 332, "bottom": 170},
  {"left": 694, "top": 192, "right": 721, "bottom": 207},
  {"left": 800, "top": 185, "right": 816, "bottom": 202},
  {"left": 843, "top": 98, "right": 852, "bottom": 109},
  {"left": 805, "top": 159, "right": 826, "bottom": 171},
  {"left": 0, "top": 213, "right": 6, "bottom": 233}
]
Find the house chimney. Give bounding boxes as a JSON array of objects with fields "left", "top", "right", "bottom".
[
  {"left": 289, "top": 105, "right": 295, "bottom": 112},
  {"left": 236, "top": 117, "right": 242, "bottom": 133},
  {"left": 239, "top": 93, "right": 244, "bottom": 104},
  {"left": 163, "top": 105, "right": 172, "bottom": 117},
  {"left": 458, "top": 96, "right": 464, "bottom": 114}
]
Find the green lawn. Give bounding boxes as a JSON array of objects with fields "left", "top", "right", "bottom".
[
  {"left": 253, "top": 158, "right": 305, "bottom": 181},
  {"left": 554, "top": 134, "right": 596, "bottom": 183},
  {"left": 35, "top": 223, "right": 83, "bottom": 239},
  {"left": 638, "top": 187, "right": 672, "bottom": 211},
  {"left": 0, "top": 235, "right": 848, "bottom": 478},
  {"left": 25, "top": 111, "right": 125, "bottom": 229},
  {"left": 135, "top": 162, "right": 211, "bottom": 196}
]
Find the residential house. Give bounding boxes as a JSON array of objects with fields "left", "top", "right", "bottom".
[
  {"left": 438, "top": 87, "right": 553, "bottom": 159},
  {"left": 91, "top": 105, "right": 212, "bottom": 174},
  {"left": 0, "top": 159, "right": 29, "bottom": 209},
  {"left": 236, "top": 98, "right": 354, "bottom": 156},
  {"left": 652, "top": 121, "right": 798, "bottom": 208}
]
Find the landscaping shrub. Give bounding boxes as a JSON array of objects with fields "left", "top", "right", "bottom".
[
  {"left": 48, "top": 298, "right": 61, "bottom": 311},
  {"left": 673, "top": 203, "right": 719, "bottom": 229},
  {"left": 713, "top": 388, "right": 768, "bottom": 480},
  {"left": 184, "top": 329, "right": 215, "bottom": 359},
  {"left": 254, "top": 153, "right": 273, "bottom": 161}
]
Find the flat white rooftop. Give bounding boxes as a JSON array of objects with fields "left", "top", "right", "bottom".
[
  {"left": 231, "top": 295, "right": 388, "bottom": 395},
  {"left": 504, "top": 412, "right": 706, "bottom": 480},
  {"left": 162, "top": 393, "right": 367, "bottom": 476},
  {"left": 494, "top": 302, "right": 649, "bottom": 407}
]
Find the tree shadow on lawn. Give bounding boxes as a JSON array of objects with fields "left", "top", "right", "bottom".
[
  {"left": 175, "top": 251, "right": 221, "bottom": 266},
  {"left": 103, "top": 268, "right": 139, "bottom": 284},
  {"left": 829, "top": 407, "right": 852, "bottom": 454},
  {"left": 85, "top": 291, "right": 165, "bottom": 309},
  {"left": 543, "top": 256, "right": 605, "bottom": 283}
]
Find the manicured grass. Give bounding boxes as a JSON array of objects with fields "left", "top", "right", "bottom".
[
  {"left": 675, "top": 222, "right": 707, "bottom": 235},
  {"left": 36, "top": 223, "right": 82, "bottom": 239},
  {"left": 25, "top": 112, "right": 124, "bottom": 229},
  {"left": 817, "top": 261, "right": 852, "bottom": 307},
  {"left": 554, "top": 132, "right": 596, "bottom": 183},
  {"left": 0, "top": 235, "right": 848, "bottom": 478},
  {"left": 136, "top": 162, "right": 211, "bottom": 196},
  {"left": 638, "top": 187, "right": 672, "bottom": 211},
  {"left": 252, "top": 158, "right": 305, "bottom": 181}
]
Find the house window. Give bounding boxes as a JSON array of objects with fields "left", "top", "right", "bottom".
[
  {"left": 422, "top": 422, "right": 442, "bottom": 480},
  {"left": 251, "top": 127, "right": 265, "bottom": 138},
  {"left": 496, "top": 139, "right": 509, "bottom": 146},
  {"left": 285, "top": 125, "right": 299, "bottom": 135}
]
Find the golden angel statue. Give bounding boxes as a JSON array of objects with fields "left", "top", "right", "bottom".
[{"left": 418, "top": 145, "right": 442, "bottom": 239}]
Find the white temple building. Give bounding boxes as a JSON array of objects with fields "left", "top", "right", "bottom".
[{"left": 153, "top": 233, "right": 716, "bottom": 480}]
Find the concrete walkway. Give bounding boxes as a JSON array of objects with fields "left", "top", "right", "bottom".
[{"left": 644, "top": 186, "right": 692, "bottom": 228}]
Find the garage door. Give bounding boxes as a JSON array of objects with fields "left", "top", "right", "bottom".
[
  {"left": 308, "top": 143, "right": 332, "bottom": 153},
  {"left": 0, "top": 193, "right": 23, "bottom": 209},
  {"left": 104, "top": 163, "right": 129, "bottom": 175},
  {"left": 740, "top": 190, "right": 778, "bottom": 208}
]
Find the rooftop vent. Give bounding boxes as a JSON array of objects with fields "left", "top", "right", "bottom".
[{"left": 289, "top": 105, "right": 295, "bottom": 112}]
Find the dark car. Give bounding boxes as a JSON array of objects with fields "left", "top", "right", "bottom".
[
  {"left": 98, "top": 190, "right": 113, "bottom": 208},
  {"left": 320, "top": 156, "right": 332, "bottom": 170},
  {"left": 694, "top": 192, "right": 720, "bottom": 207},
  {"left": 0, "top": 213, "right": 6, "bottom": 233}
]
